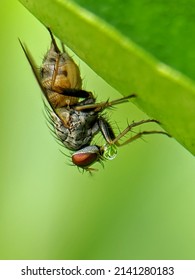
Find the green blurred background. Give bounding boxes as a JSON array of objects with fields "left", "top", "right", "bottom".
[{"left": 0, "top": 1, "right": 195, "bottom": 259}]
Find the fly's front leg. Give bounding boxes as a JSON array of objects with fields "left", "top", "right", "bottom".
[
  {"left": 98, "top": 117, "right": 119, "bottom": 160},
  {"left": 112, "top": 119, "right": 171, "bottom": 146},
  {"left": 98, "top": 118, "right": 170, "bottom": 160},
  {"left": 115, "top": 130, "right": 170, "bottom": 147}
]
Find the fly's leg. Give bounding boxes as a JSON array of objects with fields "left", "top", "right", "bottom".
[
  {"left": 71, "top": 118, "right": 169, "bottom": 169},
  {"left": 51, "top": 55, "right": 60, "bottom": 90},
  {"left": 47, "top": 27, "right": 61, "bottom": 53},
  {"left": 111, "top": 119, "right": 170, "bottom": 146},
  {"left": 46, "top": 27, "right": 61, "bottom": 91},
  {"left": 98, "top": 117, "right": 116, "bottom": 144},
  {"left": 97, "top": 117, "right": 119, "bottom": 160},
  {"left": 74, "top": 94, "right": 136, "bottom": 111},
  {"left": 60, "top": 41, "right": 66, "bottom": 53},
  {"left": 60, "top": 89, "right": 94, "bottom": 99},
  {"left": 114, "top": 130, "right": 169, "bottom": 147},
  {"left": 56, "top": 92, "right": 135, "bottom": 110},
  {"left": 98, "top": 118, "right": 170, "bottom": 160}
]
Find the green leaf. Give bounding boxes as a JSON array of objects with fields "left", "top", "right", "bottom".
[
  {"left": 19, "top": 0, "right": 195, "bottom": 155},
  {"left": 75, "top": 0, "right": 195, "bottom": 81}
]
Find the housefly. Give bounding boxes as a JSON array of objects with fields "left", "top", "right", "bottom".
[{"left": 19, "top": 28, "right": 169, "bottom": 171}]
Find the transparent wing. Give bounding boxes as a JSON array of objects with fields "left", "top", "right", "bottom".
[{"left": 18, "top": 38, "right": 54, "bottom": 110}]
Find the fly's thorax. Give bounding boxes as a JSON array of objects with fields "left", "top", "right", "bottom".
[
  {"left": 55, "top": 107, "right": 98, "bottom": 130},
  {"left": 55, "top": 107, "right": 71, "bottom": 128},
  {"left": 40, "top": 45, "right": 82, "bottom": 108},
  {"left": 50, "top": 107, "right": 99, "bottom": 151},
  {"left": 51, "top": 111, "right": 69, "bottom": 142}
]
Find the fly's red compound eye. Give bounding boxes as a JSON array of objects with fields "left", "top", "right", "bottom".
[{"left": 72, "top": 146, "right": 100, "bottom": 167}]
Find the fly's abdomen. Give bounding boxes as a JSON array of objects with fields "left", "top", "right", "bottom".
[{"left": 40, "top": 44, "right": 82, "bottom": 108}]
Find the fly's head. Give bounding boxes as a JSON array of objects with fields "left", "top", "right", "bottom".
[{"left": 71, "top": 143, "right": 118, "bottom": 171}]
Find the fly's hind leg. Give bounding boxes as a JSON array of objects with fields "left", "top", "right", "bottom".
[
  {"left": 47, "top": 27, "right": 61, "bottom": 53},
  {"left": 74, "top": 94, "right": 136, "bottom": 111}
]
